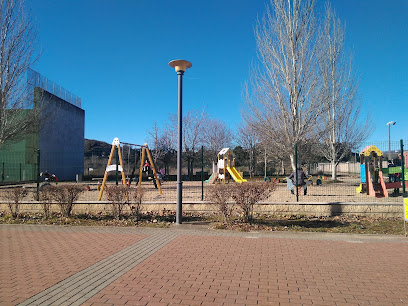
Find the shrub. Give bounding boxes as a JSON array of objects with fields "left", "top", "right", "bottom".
[
  {"left": 39, "top": 186, "right": 53, "bottom": 219},
  {"left": 231, "top": 182, "right": 275, "bottom": 222},
  {"left": 105, "top": 185, "right": 129, "bottom": 220},
  {"left": 207, "top": 184, "right": 235, "bottom": 223},
  {"left": 129, "top": 186, "right": 144, "bottom": 222},
  {"left": 48, "top": 185, "right": 85, "bottom": 217},
  {"left": 6, "top": 187, "right": 28, "bottom": 219}
]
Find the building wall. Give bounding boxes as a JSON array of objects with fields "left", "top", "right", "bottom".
[
  {"left": 38, "top": 90, "right": 85, "bottom": 181},
  {"left": 0, "top": 133, "right": 38, "bottom": 182}
]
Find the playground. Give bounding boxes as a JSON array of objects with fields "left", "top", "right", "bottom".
[
  {"left": 0, "top": 140, "right": 407, "bottom": 219},
  {"left": 79, "top": 176, "right": 405, "bottom": 205},
  {"left": 0, "top": 174, "right": 404, "bottom": 219}
]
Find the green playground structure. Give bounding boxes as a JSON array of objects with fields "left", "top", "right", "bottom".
[
  {"left": 382, "top": 166, "right": 408, "bottom": 179},
  {"left": 356, "top": 145, "right": 407, "bottom": 197}
]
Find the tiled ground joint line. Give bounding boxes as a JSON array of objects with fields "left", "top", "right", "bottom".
[{"left": 18, "top": 232, "right": 178, "bottom": 306}]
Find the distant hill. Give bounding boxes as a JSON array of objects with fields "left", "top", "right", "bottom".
[{"left": 84, "top": 139, "right": 111, "bottom": 157}]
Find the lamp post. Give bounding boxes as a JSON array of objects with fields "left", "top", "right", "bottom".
[
  {"left": 169, "top": 59, "right": 192, "bottom": 225},
  {"left": 386, "top": 121, "right": 396, "bottom": 158}
]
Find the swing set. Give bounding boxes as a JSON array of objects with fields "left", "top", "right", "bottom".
[{"left": 97, "top": 138, "right": 162, "bottom": 200}]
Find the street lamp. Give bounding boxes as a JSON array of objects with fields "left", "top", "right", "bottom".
[
  {"left": 386, "top": 121, "right": 396, "bottom": 158},
  {"left": 169, "top": 59, "right": 192, "bottom": 225}
]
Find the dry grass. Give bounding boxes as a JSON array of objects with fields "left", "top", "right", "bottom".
[
  {"left": 0, "top": 210, "right": 404, "bottom": 235},
  {"left": 212, "top": 214, "right": 406, "bottom": 235}
]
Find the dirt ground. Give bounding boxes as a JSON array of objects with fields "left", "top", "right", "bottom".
[
  {"left": 0, "top": 175, "right": 403, "bottom": 204},
  {"left": 99, "top": 178, "right": 403, "bottom": 204}
]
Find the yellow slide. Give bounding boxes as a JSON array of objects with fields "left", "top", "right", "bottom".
[{"left": 226, "top": 166, "right": 247, "bottom": 183}]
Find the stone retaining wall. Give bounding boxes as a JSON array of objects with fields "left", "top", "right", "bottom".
[{"left": 0, "top": 201, "right": 404, "bottom": 218}]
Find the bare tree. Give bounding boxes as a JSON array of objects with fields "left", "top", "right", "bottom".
[
  {"left": 243, "top": 0, "right": 322, "bottom": 170},
  {"left": 237, "top": 123, "right": 258, "bottom": 177},
  {"left": 147, "top": 122, "right": 172, "bottom": 163},
  {"left": 317, "top": 3, "right": 372, "bottom": 179},
  {"left": 0, "top": 0, "right": 42, "bottom": 146},
  {"left": 169, "top": 109, "right": 207, "bottom": 178},
  {"left": 203, "top": 118, "right": 232, "bottom": 157}
]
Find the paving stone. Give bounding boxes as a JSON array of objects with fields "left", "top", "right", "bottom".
[
  {"left": 1, "top": 224, "right": 407, "bottom": 305},
  {"left": 17, "top": 231, "right": 177, "bottom": 305}
]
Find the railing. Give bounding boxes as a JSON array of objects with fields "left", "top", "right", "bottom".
[{"left": 27, "top": 68, "right": 82, "bottom": 108}]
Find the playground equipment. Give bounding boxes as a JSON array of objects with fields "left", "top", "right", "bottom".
[
  {"left": 137, "top": 143, "right": 162, "bottom": 192},
  {"left": 208, "top": 148, "right": 247, "bottom": 184},
  {"left": 97, "top": 138, "right": 162, "bottom": 200},
  {"left": 356, "top": 145, "right": 408, "bottom": 197},
  {"left": 307, "top": 175, "right": 326, "bottom": 186},
  {"left": 97, "top": 138, "right": 126, "bottom": 200}
]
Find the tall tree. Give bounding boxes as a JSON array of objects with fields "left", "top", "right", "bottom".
[
  {"left": 243, "top": 0, "right": 322, "bottom": 170},
  {"left": 0, "top": 0, "right": 42, "bottom": 145},
  {"left": 317, "top": 3, "right": 372, "bottom": 179}
]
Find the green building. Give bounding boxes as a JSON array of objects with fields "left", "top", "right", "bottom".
[{"left": 0, "top": 69, "right": 85, "bottom": 183}]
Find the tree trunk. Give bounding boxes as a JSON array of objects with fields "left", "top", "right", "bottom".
[
  {"left": 331, "top": 143, "right": 337, "bottom": 180},
  {"left": 249, "top": 149, "right": 254, "bottom": 178},
  {"left": 264, "top": 149, "right": 267, "bottom": 178},
  {"left": 188, "top": 158, "right": 194, "bottom": 180},
  {"left": 290, "top": 154, "right": 296, "bottom": 171},
  {"left": 331, "top": 160, "right": 337, "bottom": 180},
  {"left": 281, "top": 159, "right": 285, "bottom": 176}
]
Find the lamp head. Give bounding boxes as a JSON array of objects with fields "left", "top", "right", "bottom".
[
  {"left": 386, "top": 121, "right": 396, "bottom": 126},
  {"left": 169, "top": 59, "right": 192, "bottom": 73}
]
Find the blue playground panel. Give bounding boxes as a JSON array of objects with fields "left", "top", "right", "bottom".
[{"left": 360, "top": 164, "right": 366, "bottom": 183}]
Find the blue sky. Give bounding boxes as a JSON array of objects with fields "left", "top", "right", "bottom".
[{"left": 30, "top": 0, "right": 407, "bottom": 149}]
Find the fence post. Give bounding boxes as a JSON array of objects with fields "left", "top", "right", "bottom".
[
  {"left": 295, "top": 143, "right": 299, "bottom": 202},
  {"left": 1, "top": 162, "right": 4, "bottom": 182},
  {"left": 115, "top": 146, "right": 119, "bottom": 185},
  {"left": 36, "top": 149, "right": 40, "bottom": 201},
  {"left": 401, "top": 139, "right": 405, "bottom": 195},
  {"left": 19, "top": 163, "right": 22, "bottom": 181},
  {"left": 201, "top": 145, "right": 204, "bottom": 201}
]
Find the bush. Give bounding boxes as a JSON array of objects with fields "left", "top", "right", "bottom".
[
  {"left": 6, "top": 187, "right": 28, "bottom": 219},
  {"left": 39, "top": 186, "right": 53, "bottom": 219},
  {"left": 207, "top": 184, "right": 235, "bottom": 223},
  {"left": 105, "top": 185, "right": 129, "bottom": 220},
  {"left": 231, "top": 182, "right": 276, "bottom": 222},
  {"left": 129, "top": 186, "right": 144, "bottom": 222},
  {"left": 48, "top": 185, "right": 85, "bottom": 217}
]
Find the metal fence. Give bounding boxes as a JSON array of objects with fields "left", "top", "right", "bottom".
[
  {"left": 0, "top": 151, "right": 37, "bottom": 183},
  {"left": 27, "top": 68, "right": 82, "bottom": 108},
  {"left": 0, "top": 140, "right": 406, "bottom": 206},
  {"left": 288, "top": 140, "right": 407, "bottom": 203},
  {"left": 0, "top": 150, "right": 83, "bottom": 184}
]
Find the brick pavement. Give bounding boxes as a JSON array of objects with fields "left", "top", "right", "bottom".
[
  {"left": 85, "top": 235, "right": 408, "bottom": 305},
  {"left": 0, "top": 226, "right": 146, "bottom": 305},
  {"left": 1, "top": 224, "right": 408, "bottom": 305}
]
